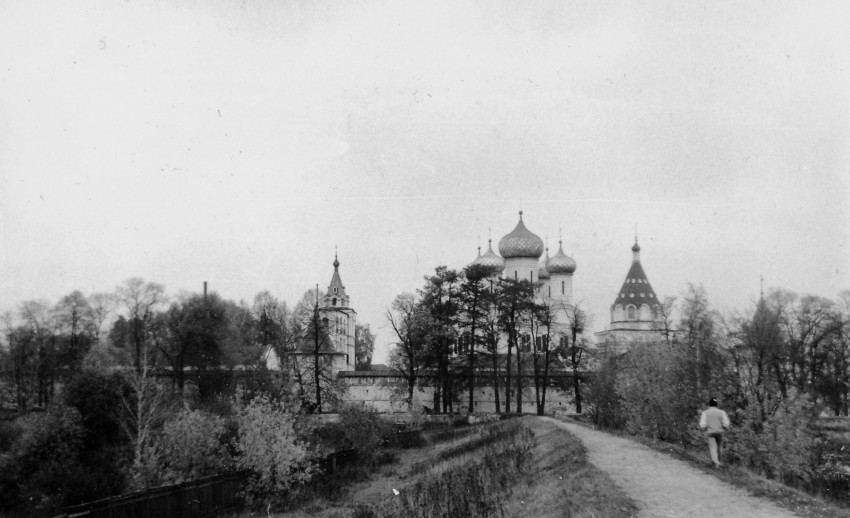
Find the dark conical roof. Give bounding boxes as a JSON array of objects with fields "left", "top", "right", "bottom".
[{"left": 613, "top": 242, "right": 657, "bottom": 307}]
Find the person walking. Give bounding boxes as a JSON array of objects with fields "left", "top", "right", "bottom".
[{"left": 699, "top": 398, "right": 730, "bottom": 468}]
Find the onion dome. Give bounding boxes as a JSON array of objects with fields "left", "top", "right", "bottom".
[
  {"left": 473, "top": 240, "right": 505, "bottom": 275},
  {"left": 538, "top": 248, "right": 550, "bottom": 279},
  {"left": 546, "top": 241, "right": 577, "bottom": 275},
  {"left": 498, "top": 211, "right": 544, "bottom": 259}
]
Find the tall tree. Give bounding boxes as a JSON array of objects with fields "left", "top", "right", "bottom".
[
  {"left": 458, "top": 264, "right": 490, "bottom": 413},
  {"left": 19, "top": 300, "right": 58, "bottom": 408},
  {"left": 116, "top": 278, "right": 166, "bottom": 374},
  {"left": 387, "top": 293, "right": 429, "bottom": 409},
  {"left": 419, "top": 267, "right": 460, "bottom": 413},
  {"left": 53, "top": 291, "right": 95, "bottom": 372},
  {"left": 354, "top": 323, "right": 376, "bottom": 371},
  {"left": 85, "top": 292, "right": 117, "bottom": 345},
  {"left": 496, "top": 278, "right": 536, "bottom": 413},
  {"left": 156, "top": 293, "right": 228, "bottom": 402},
  {"left": 481, "top": 278, "right": 502, "bottom": 413},
  {"left": 564, "top": 304, "right": 588, "bottom": 414}
]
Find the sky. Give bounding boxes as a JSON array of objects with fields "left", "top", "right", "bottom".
[{"left": 1, "top": 0, "right": 848, "bottom": 363}]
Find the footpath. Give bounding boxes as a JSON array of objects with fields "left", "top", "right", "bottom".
[{"left": 541, "top": 417, "right": 800, "bottom": 518}]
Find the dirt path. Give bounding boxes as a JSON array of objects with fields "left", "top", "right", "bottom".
[{"left": 540, "top": 417, "right": 800, "bottom": 518}]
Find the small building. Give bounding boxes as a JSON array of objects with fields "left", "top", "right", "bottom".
[{"left": 595, "top": 239, "right": 668, "bottom": 355}]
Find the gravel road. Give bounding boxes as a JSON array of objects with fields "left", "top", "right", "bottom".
[{"left": 541, "top": 417, "right": 800, "bottom": 518}]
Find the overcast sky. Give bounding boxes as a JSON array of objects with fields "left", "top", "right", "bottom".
[{"left": 1, "top": 1, "right": 848, "bottom": 362}]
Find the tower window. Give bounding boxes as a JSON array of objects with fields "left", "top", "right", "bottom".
[
  {"left": 627, "top": 305, "right": 636, "bottom": 320},
  {"left": 514, "top": 271, "right": 518, "bottom": 281},
  {"left": 561, "top": 280, "right": 565, "bottom": 295},
  {"left": 333, "top": 287, "right": 338, "bottom": 294},
  {"left": 332, "top": 298, "right": 336, "bottom": 306}
]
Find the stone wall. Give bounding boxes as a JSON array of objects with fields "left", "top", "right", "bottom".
[{"left": 338, "top": 371, "right": 577, "bottom": 414}]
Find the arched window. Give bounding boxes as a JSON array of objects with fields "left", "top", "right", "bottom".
[
  {"left": 627, "top": 305, "right": 636, "bottom": 320},
  {"left": 613, "top": 304, "right": 624, "bottom": 322},
  {"left": 561, "top": 280, "right": 565, "bottom": 294},
  {"left": 332, "top": 298, "right": 337, "bottom": 306}
]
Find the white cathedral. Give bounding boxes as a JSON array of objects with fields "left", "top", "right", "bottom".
[{"left": 277, "top": 211, "right": 666, "bottom": 412}]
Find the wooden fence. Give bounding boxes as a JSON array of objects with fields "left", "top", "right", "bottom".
[
  {"left": 55, "top": 471, "right": 249, "bottom": 518},
  {"left": 51, "top": 448, "right": 361, "bottom": 518}
]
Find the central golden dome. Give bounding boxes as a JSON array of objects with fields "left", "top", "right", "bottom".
[{"left": 498, "top": 212, "right": 544, "bottom": 259}]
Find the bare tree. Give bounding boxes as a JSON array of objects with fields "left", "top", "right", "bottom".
[
  {"left": 121, "top": 343, "right": 168, "bottom": 489},
  {"left": 86, "top": 292, "right": 117, "bottom": 344},
  {"left": 116, "top": 277, "right": 166, "bottom": 374},
  {"left": 387, "top": 293, "right": 429, "bottom": 410},
  {"left": 563, "top": 304, "right": 589, "bottom": 414}
]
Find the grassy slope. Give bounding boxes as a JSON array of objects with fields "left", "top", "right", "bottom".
[
  {"left": 270, "top": 417, "right": 638, "bottom": 518},
  {"left": 505, "top": 417, "right": 639, "bottom": 518}
]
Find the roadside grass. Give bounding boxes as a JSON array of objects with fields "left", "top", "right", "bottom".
[
  {"left": 256, "top": 416, "right": 638, "bottom": 518},
  {"left": 563, "top": 415, "right": 850, "bottom": 518},
  {"left": 505, "top": 417, "right": 639, "bottom": 518}
]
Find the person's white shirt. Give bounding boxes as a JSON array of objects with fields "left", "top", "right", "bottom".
[{"left": 699, "top": 407, "right": 730, "bottom": 434}]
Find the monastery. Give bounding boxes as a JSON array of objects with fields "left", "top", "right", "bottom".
[{"left": 269, "top": 212, "right": 666, "bottom": 413}]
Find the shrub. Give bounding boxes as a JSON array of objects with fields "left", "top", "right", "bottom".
[
  {"left": 337, "top": 406, "right": 393, "bottom": 467},
  {"left": 63, "top": 371, "right": 128, "bottom": 451},
  {"left": 0, "top": 420, "right": 20, "bottom": 452},
  {"left": 154, "top": 409, "right": 234, "bottom": 484},
  {"left": 727, "top": 396, "right": 818, "bottom": 486},
  {"left": 10, "top": 403, "right": 86, "bottom": 513},
  {"left": 234, "top": 393, "right": 316, "bottom": 499}
]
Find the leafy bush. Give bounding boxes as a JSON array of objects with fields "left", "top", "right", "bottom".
[
  {"left": 585, "top": 355, "right": 625, "bottom": 429},
  {"left": 153, "top": 409, "right": 234, "bottom": 484},
  {"left": 63, "top": 371, "right": 128, "bottom": 450},
  {"left": 0, "top": 420, "right": 19, "bottom": 452},
  {"left": 337, "top": 406, "right": 393, "bottom": 467},
  {"left": 727, "top": 396, "right": 818, "bottom": 486},
  {"left": 10, "top": 403, "right": 86, "bottom": 513},
  {"left": 234, "top": 393, "right": 316, "bottom": 499}
]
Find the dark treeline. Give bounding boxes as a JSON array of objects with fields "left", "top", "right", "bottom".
[
  {"left": 386, "top": 264, "right": 590, "bottom": 415},
  {"left": 585, "top": 284, "right": 850, "bottom": 500},
  {"left": 0, "top": 277, "right": 377, "bottom": 516}
]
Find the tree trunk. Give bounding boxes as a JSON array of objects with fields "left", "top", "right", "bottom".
[
  {"left": 516, "top": 338, "right": 523, "bottom": 414},
  {"left": 505, "top": 335, "right": 512, "bottom": 413},
  {"left": 491, "top": 334, "right": 500, "bottom": 413}
]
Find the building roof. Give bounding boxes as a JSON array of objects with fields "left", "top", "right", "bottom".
[
  {"left": 538, "top": 248, "right": 550, "bottom": 279},
  {"left": 546, "top": 241, "right": 577, "bottom": 275},
  {"left": 472, "top": 239, "right": 506, "bottom": 275},
  {"left": 326, "top": 253, "right": 347, "bottom": 302},
  {"left": 613, "top": 240, "right": 659, "bottom": 308},
  {"left": 498, "top": 211, "right": 544, "bottom": 259}
]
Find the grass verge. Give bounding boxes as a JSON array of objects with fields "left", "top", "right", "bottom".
[{"left": 505, "top": 417, "right": 639, "bottom": 518}]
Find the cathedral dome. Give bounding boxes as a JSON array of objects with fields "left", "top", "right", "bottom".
[
  {"left": 473, "top": 240, "right": 505, "bottom": 275},
  {"left": 538, "top": 248, "right": 550, "bottom": 279},
  {"left": 547, "top": 242, "right": 577, "bottom": 275},
  {"left": 498, "top": 212, "right": 544, "bottom": 259}
]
